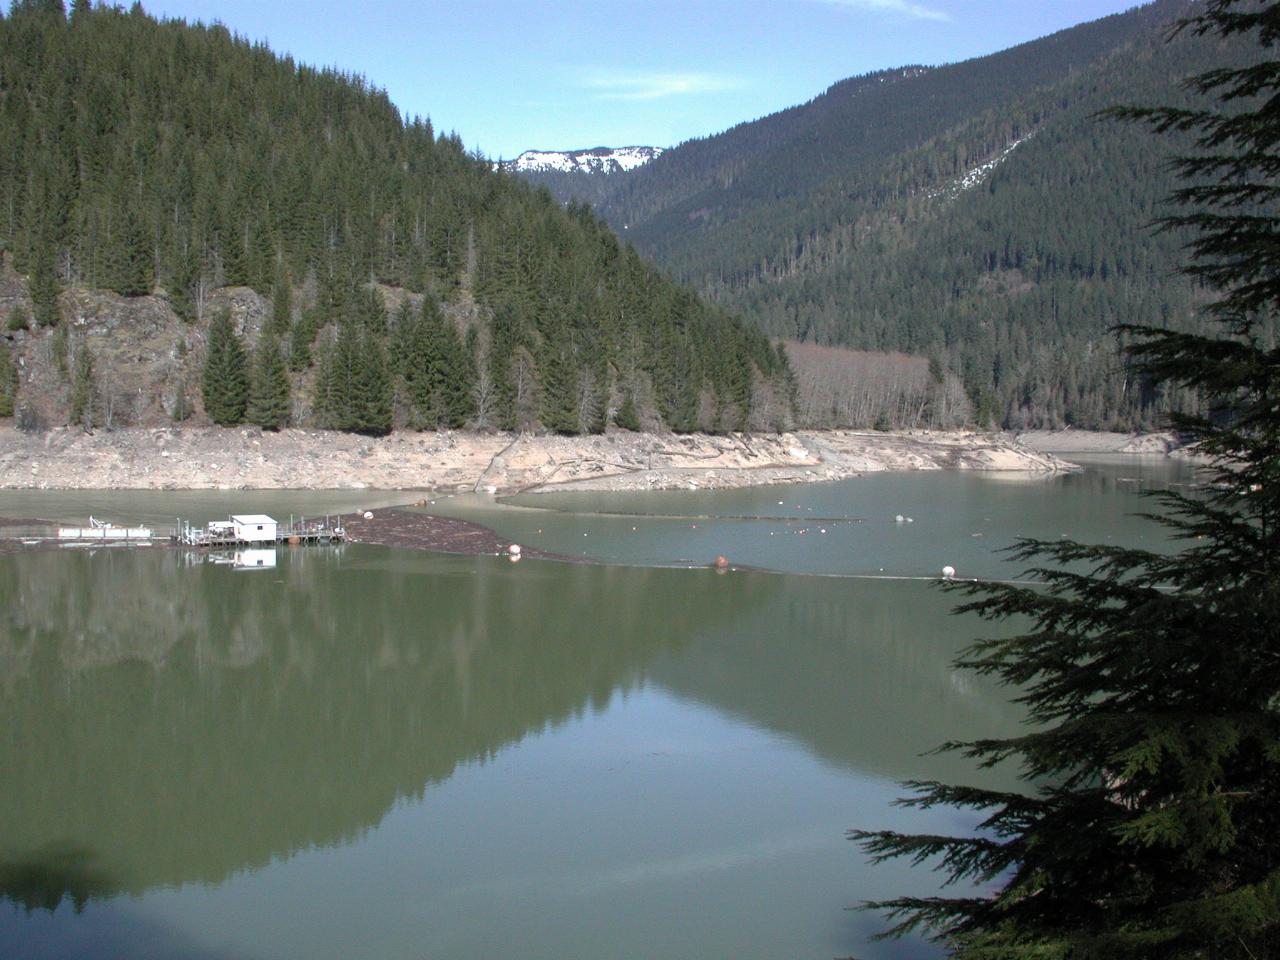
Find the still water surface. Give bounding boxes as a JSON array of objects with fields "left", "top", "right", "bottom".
[{"left": 0, "top": 456, "right": 1198, "bottom": 959}]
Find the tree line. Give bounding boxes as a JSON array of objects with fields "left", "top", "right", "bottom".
[{"left": 0, "top": 0, "right": 791, "bottom": 434}]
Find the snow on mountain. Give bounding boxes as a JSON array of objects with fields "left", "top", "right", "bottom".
[
  {"left": 926, "top": 134, "right": 1034, "bottom": 203},
  {"left": 498, "top": 146, "right": 664, "bottom": 175}
]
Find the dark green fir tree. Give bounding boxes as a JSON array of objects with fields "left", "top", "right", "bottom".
[
  {"left": 852, "top": 5, "right": 1280, "bottom": 958},
  {"left": 0, "top": 340, "right": 17, "bottom": 417},
  {"left": 28, "top": 238, "right": 60, "bottom": 329},
  {"left": 113, "top": 208, "right": 153, "bottom": 297},
  {"left": 438, "top": 312, "right": 476, "bottom": 429},
  {"left": 268, "top": 270, "right": 293, "bottom": 338},
  {"left": 247, "top": 334, "right": 290, "bottom": 430},
  {"left": 540, "top": 342, "right": 579, "bottom": 435},
  {"left": 68, "top": 339, "right": 95, "bottom": 428},
  {"left": 200, "top": 309, "right": 248, "bottom": 426},
  {"left": 288, "top": 306, "right": 319, "bottom": 372},
  {"left": 615, "top": 392, "right": 641, "bottom": 431},
  {"left": 353, "top": 329, "right": 392, "bottom": 436}
]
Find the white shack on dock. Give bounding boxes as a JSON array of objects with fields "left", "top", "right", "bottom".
[{"left": 231, "top": 515, "right": 278, "bottom": 543}]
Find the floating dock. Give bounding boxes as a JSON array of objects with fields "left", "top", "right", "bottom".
[
  {"left": 175, "top": 514, "right": 345, "bottom": 548},
  {"left": 58, "top": 517, "right": 155, "bottom": 541}
]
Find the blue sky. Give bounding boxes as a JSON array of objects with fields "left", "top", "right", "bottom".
[{"left": 139, "top": 0, "right": 1147, "bottom": 159}]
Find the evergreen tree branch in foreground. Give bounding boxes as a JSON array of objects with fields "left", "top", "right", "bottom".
[{"left": 851, "top": 3, "right": 1280, "bottom": 957}]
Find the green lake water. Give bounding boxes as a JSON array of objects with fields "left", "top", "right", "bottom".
[{"left": 0, "top": 455, "right": 1201, "bottom": 959}]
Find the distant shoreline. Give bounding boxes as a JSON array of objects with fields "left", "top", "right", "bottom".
[
  {"left": 0, "top": 425, "right": 1123, "bottom": 494},
  {"left": 1012, "top": 428, "right": 1184, "bottom": 455}
]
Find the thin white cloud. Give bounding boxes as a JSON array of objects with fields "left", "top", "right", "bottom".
[
  {"left": 811, "top": 0, "right": 951, "bottom": 22},
  {"left": 582, "top": 69, "right": 744, "bottom": 102}
]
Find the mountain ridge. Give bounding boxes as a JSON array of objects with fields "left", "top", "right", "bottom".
[{"left": 513, "top": 0, "right": 1222, "bottom": 430}]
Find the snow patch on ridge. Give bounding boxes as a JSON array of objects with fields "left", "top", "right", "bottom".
[
  {"left": 497, "top": 146, "right": 664, "bottom": 175},
  {"left": 927, "top": 134, "right": 1033, "bottom": 202}
]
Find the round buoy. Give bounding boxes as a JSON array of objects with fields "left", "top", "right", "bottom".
[
  {"left": 942, "top": 565, "right": 956, "bottom": 579},
  {"left": 509, "top": 544, "right": 522, "bottom": 556},
  {"left": 363, "top": 511, "right": 374, "bottom": 520},
  {"left": 895, "top": 514, "right": 905, "bottom": 523},
  {"left": 714, "top": 555, "right": 729, "bottom": 569},
  {"left": 415, "top": 499, "right": 427, "bottom": 508},
  {"left": 288, "top": 535, "right": 301, "bottom": 546}
]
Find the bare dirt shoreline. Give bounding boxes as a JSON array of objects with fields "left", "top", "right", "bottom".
[
  {"left": 0, "top": 425, "right": 1088, "bottom": 494},
  {"left": 1012, "top": 428, "right": 1183, "bottom": 454}
]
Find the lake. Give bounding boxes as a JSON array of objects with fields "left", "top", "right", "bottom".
[{"left": 0, "top": 455, "right": 1200, "bottom": 959}]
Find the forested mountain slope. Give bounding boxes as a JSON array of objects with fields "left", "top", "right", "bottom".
[
  {"left": 531, "top": 0, "right": 1243, "bottom": 430},
  {"left": 0, "top": 1, "right": 789, "bottom": 435}
]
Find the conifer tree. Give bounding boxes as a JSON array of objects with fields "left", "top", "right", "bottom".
[
  {"left": 28, "top": 238, "right": 60, "bottom": 329},
  {"left": 315, "top": 323, "right": 356, "bottom": 431},
  {"left": 68, "top": 339, "right": 94, "bottom": 427},
  {"left": 540, "top": 339, "right": 579, "bottom": 435},
  {"left": 615, "top": 392, "right": 641, "bottom": 431},
  {"left": 353, "top": 329, "right": 392, "bottom": 436},
  {"left": 268, "top": 270, "right": 292, "bottom": 338},
  {"left": 439, "top": 312, "right": 476, "bottom": 429},
  {"left": 853, "top": 6, "right": 1280, "bottom": 958},
  {"left": 0, "top": 340, "right": 17, "bottom": 418},
  {"left": 487, "top": 303, "right": 519, "bottom": 431},
  {"left": 247, "top": 334, "right": 290, "bottom": 430},
  {"left": 113, "top": 208, "right": 153, "bottom": 297},
  {"left": 287, "top": 306, "right": 318, "bottom": 372},
  {"left": 200, "top": 308, "right": 247, "bottom": 425},
  {"left": 166, "top": 245, "right": 198, "bottom": 322}
]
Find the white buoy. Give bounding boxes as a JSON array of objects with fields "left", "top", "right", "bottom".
[
  {"left": 895, "top": 514, "right": 905, "bottom": 523},
  {"left": 942, "top": 565, "right": 956, "bottom": 579},
  {"left": 508, "top": 544, "right": 522, "bottom": 556},
  {"left": 363, "top": 511, "right": 374, "bottom": 520}
]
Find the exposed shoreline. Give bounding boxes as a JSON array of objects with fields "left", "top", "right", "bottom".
[
  {"left": 0, "top": 425, "right": 1090, "bottom": 493},
  {"left": 1012, "top": 428, "right": 1184, "bottom": 455}
]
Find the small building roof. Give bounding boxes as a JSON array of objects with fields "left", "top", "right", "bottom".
[{"left": 230, "top": 514, "right": 278, "bottom": 525}]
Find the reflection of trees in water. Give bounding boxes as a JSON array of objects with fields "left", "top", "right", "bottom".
[
  {"left": 0, "top": 546, "right": 1026, "bottom": 916},
  {"left": 650, "top": 577, "right": 1027, "bottom": 786},
  {"left": 0, "top": 547, "right": 766, "bottom": 905},
  {"left": 0, "top": 845, "right": 113, "bottom": 913}
]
